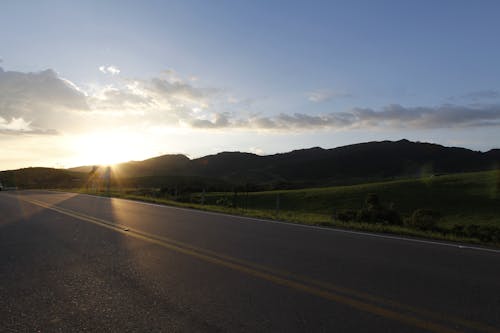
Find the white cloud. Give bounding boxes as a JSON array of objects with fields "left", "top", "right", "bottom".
[
  {"left": 0, "top": 116, "right": 57, "bottom": 135},
  {"left": 99, "top": 65, "right": 120, "bottom": 75},
  {"left": 0, "top": 67, "right": 88, "bottom": 134},
  {"left": 188, "top": 112, "right": 230, "bottom": 128},
  {"left": 0, "top": 117, "right": 31, "bottom": 132},
  {"left": 0, "top": 66, "right": 233, "bottom": 134},
  {"left": 3, "top": 66, "right": 500, "bottom": 136},
  {"left": 307, "top": 89, "right": 351, "bottom": 102},
  {"left": 249, "top": 147, "right": 264, "bottom": 155}
]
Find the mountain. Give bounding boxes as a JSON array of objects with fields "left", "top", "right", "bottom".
[
  {"left": 119, "top": 140, "right": 498, "bottom": 177},
  {"left": 0, "top": 167, "right": 85, "bottom": 189},
  {"left": 74, "top": 139, "right": 500, "bottom": 189},
  {"left": 3, "top": 139, "right": 499, "bottom": 190}
]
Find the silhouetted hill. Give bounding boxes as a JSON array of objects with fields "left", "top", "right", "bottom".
[
  {"left": 90, "top": 139, "right": 500, "bottom": 188},
  {"left": 486, "top": 149, "right": 500, "bottom": 163},
  {"left": 3, "top": 140, "right": 500, "bottom": 190},
  {"left": 115, "top": 154, "right": 191, "bottom": 178},
  {"left": 0, "top": 167, "right": 85, "bottom": 189},
  {"left": 69, "top": 155, "right": 191, "bottom": 176},
  {"left": 168, "top": 140, "right": 495, "bottom": 186}
]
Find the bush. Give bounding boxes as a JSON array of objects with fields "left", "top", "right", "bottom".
[
  {"left": 458, "top": 224, "right": 500, "bottom": 243},
  {"left": 476, "top": 226, "right": 500, "bottom": 243},
  {"left": 352, "top": 193, "right": 402, "bottom": 225},
  {"left": 176, "top": 193, "right": 194, "bottom": 203},
  {"left": 334, "top": 210, "right": 358, "bottom": 222},
  {"left": 408, "top": 209, "right": 441, "bottom": 230},
  {"left": 449, "top": 224, "right": 500, "bottom": 243},
  {"left": 365, "top": 193, "right": 380, "bottom": 208},
  {"left": 216, "top": 196, "right": 233, "bottom": 207},
  {"left": 451, "top": 224, "right": 465, "bottom": 235},
  {"left": 357, "top": 206, "right": 402, "bottom": 225}
]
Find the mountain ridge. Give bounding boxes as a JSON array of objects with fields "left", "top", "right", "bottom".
[
  {"left": 2, "top": 139, "right": 499, "bottom": 190},
  {"left": 69, "top": 139, "right": 500, "bottom": 188}
]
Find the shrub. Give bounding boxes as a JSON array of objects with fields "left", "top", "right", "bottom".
[
  {"left": 478, "top": 226, "right": 500, "bottom": 243},
  {"left": 383, "top": 208, "right": 403, "bottom": 225},
  {"left": 334, "top": 210, "right": 358, "bottom": 222},
  {"left": 451, "top": 224, "right": 465, "bottom": 236},
  {"left": 357, "top": 206, "right": 402, "bottom": 225},
  {"left": 460, "top": 224, "right": 500, "bottom": 243},
  {"left": 216, "top": 196, "right": 233, "bottom": 207},
  {"left": 365, "top": 193, "right": 380, "bottom": 208},
  {"left": 408, "top": 209, "right": 441, "bottom": 230},
  {"left": 176, "top": 193, "right": 194, "bottom": 203},
  {"left": 353, "top": 193, "right": 402, "bottom": 225}
]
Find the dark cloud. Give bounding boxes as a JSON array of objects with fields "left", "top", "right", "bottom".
[
  {"left": 194, "top": 104, "right": 500, "bottom": 130},
  {"left": 349, "top": 104, "right": 500, "bottom": 129}
]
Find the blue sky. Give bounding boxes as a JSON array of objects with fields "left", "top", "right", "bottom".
[{"left": 1, "top": 1, "right": 500, "bottom": 168}]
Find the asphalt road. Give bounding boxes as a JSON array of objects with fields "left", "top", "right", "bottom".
[{"left": 1, "top": 190, "right": 499, "bottom": 332}]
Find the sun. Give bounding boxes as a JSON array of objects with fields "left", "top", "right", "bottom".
[{"left": 71, "top": 131, "right": 141, "bottom": 166}]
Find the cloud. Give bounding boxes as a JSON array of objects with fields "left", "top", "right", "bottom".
[
  {"left": 0, "top": 66, "right": 225, "bottom": 135},
  {"left": 188, "top": 113, "right": 230, "bottom": 128},
  {"left": 236, "top": 104, "right": 500, "bottom": 130},
  {"left": 2, "top": 66, "right": 500, "bottom": 136},
  {"left": 0, "top": 116, "right": 58, "bottom": 135},
  {"left": 307, "top": 89, "right": 351, "bottom": 102},
  {"left": 249, "top": 147, "right": 264, "bottom": 155},
  {"left": 99, "top": 65, "right": 120, "bottom": 75},
  {"left": 183, "top": 104, "right": 500, "bottom": 131},
  {"left": 352, "top": 104, "right": 500, "bottom": 129},
  {"left": 88, "top": 85, "right": 154, "bottom": 111},
  {"left": 91, "top": 75, "right": 217, "bottom": 109},
  {"left": 0, "top": 67, "right": 88, "bottom": 134},
  {"left": 86, "top": 75, "right": 221, "bottom": 130},
  {"left": 146, "top": 77, "right": 217, "bottom": 104}
]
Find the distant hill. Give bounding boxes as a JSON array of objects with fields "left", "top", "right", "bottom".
[
  {"left": 3, "top": 140, "right": 500, "bottom": 190},
  {"left": 0, "top": 167, "right": 85, "bottom": 189},
  {"left": 75, "top": 139, "right": 500, "bottom": 189},
  {"left": 114, "top": 139, "right": 500, "bottom": 182}
]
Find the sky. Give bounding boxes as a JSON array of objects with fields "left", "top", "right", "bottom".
[{"left": 1, "top": 0, "right": 500, "bottom": 169}]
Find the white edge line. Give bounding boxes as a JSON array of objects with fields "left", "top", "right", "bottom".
[{"left": 34, "top": 190, "right": 500, "bottom": 254}]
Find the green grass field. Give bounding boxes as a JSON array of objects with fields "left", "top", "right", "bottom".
[
  {"left": 203, "top": 170, "right": 500, "bottom": 227},
  {"left": 70, "top": 169, "right": 500, "bottom": 246}
]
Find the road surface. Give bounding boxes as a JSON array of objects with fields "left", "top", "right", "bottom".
[{"left": 1, "top": 190, "right": 499, "bottom": 332}]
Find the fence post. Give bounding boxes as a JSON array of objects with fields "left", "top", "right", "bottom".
[{"left": 276, "top": 193, "right": 280, "bottom": 217}]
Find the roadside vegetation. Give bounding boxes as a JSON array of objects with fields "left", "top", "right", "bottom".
[{"left": 67, "top": 169, "right": 500, "bottom": 246}]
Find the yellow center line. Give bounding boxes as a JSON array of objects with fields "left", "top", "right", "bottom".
[{"left": 19, "top": 195, "right": 498, "bottom": 333}]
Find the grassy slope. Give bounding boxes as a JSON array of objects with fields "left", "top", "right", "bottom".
[
  {"left": 68, "top": 170, "right": 500, "bottom": 246},
  {"left": 203, "top": 170, "right": 500, "bottom": 228}
]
